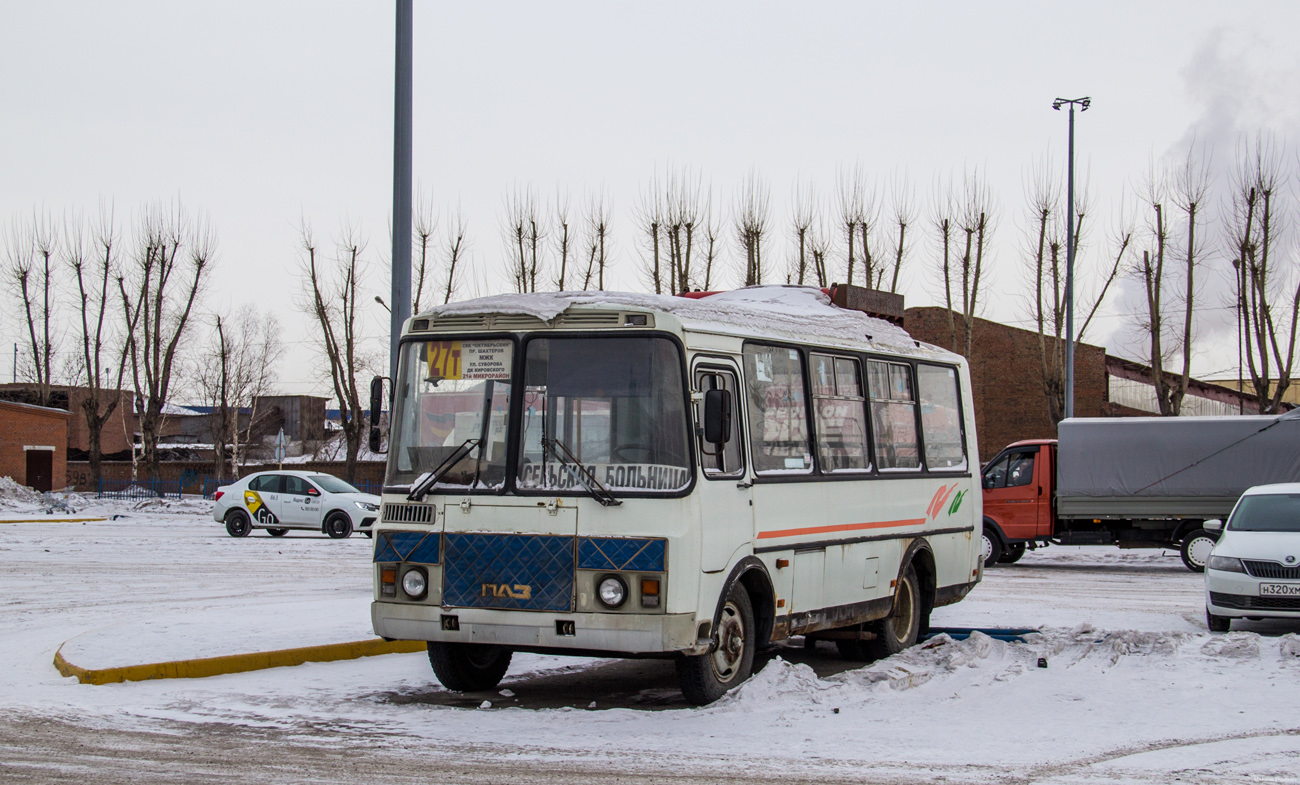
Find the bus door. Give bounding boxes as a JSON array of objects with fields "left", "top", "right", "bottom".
[{"left": 693, "top": 361, "right": 753, "bottom": 573}]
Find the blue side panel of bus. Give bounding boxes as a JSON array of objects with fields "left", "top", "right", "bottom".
[
  {"left": 374, "top": 531, "right": 441, "bottom": 564},
  {"left": 442, "top": 532, "right": 575, "bottom": 612}
]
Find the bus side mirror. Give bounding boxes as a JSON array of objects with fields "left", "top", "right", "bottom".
[
  {"left": 703, "top": 388, "right": 732, "bottom": 446},
  {"left": 1204, "top": 519, "right": 1223, "bottom": 532},
  {"left": 369, "top": 376, "right": 388, "bottom": 454}
]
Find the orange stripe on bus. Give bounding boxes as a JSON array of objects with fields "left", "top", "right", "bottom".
[{"left": 756, "top": 518, "right": 927, "bottom": 540}]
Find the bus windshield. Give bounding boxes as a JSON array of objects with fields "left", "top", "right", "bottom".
[
  {"left": 518, "top": 336, "right": 691, "bottom": 494},
  {"left": 385, "top": 338, "right": 514, "bottom": 489}
]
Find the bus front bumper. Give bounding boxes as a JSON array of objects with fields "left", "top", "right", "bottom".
[{"left": 371, "top": 602, "right": 704, "bottom": 655}]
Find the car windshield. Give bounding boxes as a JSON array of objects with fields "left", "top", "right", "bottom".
[
  {"left": 309, "top": 475, "right": 359, "bottom": 494},
  {"left": 517, "top": 336, "right": 691, "bottom": 494},
  {"left": 385, "top": 337, "right": 514, "bottom": 489},
  {"left": 1228, "top": 493, "right": 1300, "bottom": 532}
]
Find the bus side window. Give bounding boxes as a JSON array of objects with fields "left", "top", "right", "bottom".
[
  {"left": 695, "top": 369, "right": 744, "bottom": 478},
  {"left": 742, "top": 345, "right": 812, "bottom": 475},
  {"left": 868, "top": 360, "right": 920, "bottom": 471},
  {"left": 917, "top": 364, "right": 967, "bottom": 471},
  {"left": 810, "top": 354, "right": 870, "bottom": 473}
]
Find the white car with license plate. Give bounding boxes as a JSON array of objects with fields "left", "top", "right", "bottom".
[
  {"left": 1205, "top": 483, "right": 1300, "bottom": 631},
  {"left": 212, "top": 471, "right": 380, "bottom": 539}
]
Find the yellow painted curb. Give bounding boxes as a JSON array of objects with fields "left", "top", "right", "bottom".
[
  {"left": 0, "top": 517, "right": 108, "bottom": 524},
  {"left": 54, "top": 638, "right": 426, "bottom": 685}
]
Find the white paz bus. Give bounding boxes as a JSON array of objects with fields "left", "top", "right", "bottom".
[{"left": 369, "top": 285, "right": 982, "bottom": 704}]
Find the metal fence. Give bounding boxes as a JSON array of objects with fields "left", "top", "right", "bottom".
[
  {"left": 96, "top": 477, "right": 184, "bottom": 500},
  {"left": 352, "top": 481, "right": 383, "bottom": 495}
]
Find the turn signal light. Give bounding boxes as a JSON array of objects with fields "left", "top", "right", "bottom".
[
  {"left": 381, "top": 567, "right": 397, "bottom": 597},
  {"left": 641, "top": 578, "right": 660, "bottom": 607}
]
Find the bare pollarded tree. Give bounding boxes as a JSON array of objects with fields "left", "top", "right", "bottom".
[
  {"left": 1023, "top": 160, "right": 1127, "bottom": 424},
  {"left": 300, "top": 224, "right": 370, "bottom": 481},
  {"left": 412, "top": 189, "right": 438, "bottom": 313},
  {"left": 1229, "top": 134, "right": 1298, "bottom": 414},
  {"left": 698, "top": 187, "right": 722, "bottom": 291},
  {"left": 933, "top": 170, "right": 996, "bottom": 359},
  {"left": 441, "top": 206, "right": 469, "bottom": 304},
  {"left": 836, "top": 164, "right": 878, "bottom": 286},
  {"left": 788, "top": 178, "right": 816, "bottom": 285},
  {"left": 634, "top": 172, "right": 668, "bottom": 294},
  {"left": 198, "top": 305, "right": 282, "bottom": 480},
  {"left": 503, "top": 187, "right": 546, "bottom": 293},
  {"left": 579, "top": 190, "right": 612, "bottom": 291},
  {"left": 735, "top": 169, "right": 771, "bottom": 286},
  {"left": 119, "top": 202, "right": 214, "bottom": 478},
  {"left": 874, "top": 174, "right": 915, "bottom": 293},
  {"left": 553, "top": 190, "right": 573, "bottom": 291},
  {"left": 664, "top": 169, "right": 705, "bottom": 294},
  {"left": 5, "top": 210, "right": 60, "bottom": 407},
  {"left": 1131, "top": 150, "right": 1210, "bottom": 416},
  {"left": 64, "top": 206, "right": 139, "bottom": 483}
]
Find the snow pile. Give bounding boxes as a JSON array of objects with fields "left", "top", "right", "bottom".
[
  {"left": 424, "top": 286, "right": 938, "bottom": 357},
  {"left": 0, "top": 476, "right": 44, "bottom": 510}
]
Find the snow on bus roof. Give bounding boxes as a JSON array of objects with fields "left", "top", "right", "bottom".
[{"left": 421, "top": 285, "right": 953, "bottom": 359}]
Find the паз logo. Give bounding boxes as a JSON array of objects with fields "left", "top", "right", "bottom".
[{"left": 481, "top": 583, "right": 532, "bottom": 600}]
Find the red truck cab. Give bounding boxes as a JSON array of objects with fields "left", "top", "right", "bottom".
[{"left": 980, "top": 439, "right": 1056, "bottom": 566}]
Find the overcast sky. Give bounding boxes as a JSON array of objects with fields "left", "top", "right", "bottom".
[{"left": 4, "top": 1, "right": 1300, "bottom": 400}]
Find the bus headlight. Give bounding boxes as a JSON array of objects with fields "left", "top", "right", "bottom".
[
  {"left": 597, "top": 575, "right": 627, "bottom": 608},
  {"left": 401, "top": 568, "right": 428, "bottom": 599}
]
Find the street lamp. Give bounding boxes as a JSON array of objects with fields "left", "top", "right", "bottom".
[
  {"left": 390, "top": 0, "right": 413, "bottom": 382},
  {"left": 1052, "top": 96, "right": 1090, "bottom": 420},
  {"left": 375, "top": 295, "right": 391, "bottom": 313}
]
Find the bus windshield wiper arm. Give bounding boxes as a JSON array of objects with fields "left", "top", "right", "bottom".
[
  {"left": 542, "top": 437, "right": 622, "bottom": 507},
  {"left": 408, "top": 438, "right": 479, "bottom": 502}
]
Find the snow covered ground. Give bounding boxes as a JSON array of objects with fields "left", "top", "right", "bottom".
[{"left": 3, "top": 492, "right": 1300, "bottom": 783}]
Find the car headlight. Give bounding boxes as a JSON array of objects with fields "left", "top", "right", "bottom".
[
  {"left": 1207, "top": 555, "right": 1245, "bottom": 574},
  {"left": 356, "top": 501, "right": 379, "bottom": 512},
  {"left": 401, "top": 568, "right": 427, "bottom": 599},
  {"left": 597, "top": 575, "right": 627, "bottom": 608}
]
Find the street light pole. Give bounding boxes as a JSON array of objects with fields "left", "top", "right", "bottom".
[
  {"left": 390, "top": 0, "right": 413, "bottom": 383},
  {"left": 1052, "top": 96, "right": 1090, "bottom": 420}
]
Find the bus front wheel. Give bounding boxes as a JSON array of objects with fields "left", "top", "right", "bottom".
[
  {"left": 427, "top": 642, "right": 513, "bottom": 692},
  {"left": 677, "top": 585, "right": 755, "bottom": 706}
]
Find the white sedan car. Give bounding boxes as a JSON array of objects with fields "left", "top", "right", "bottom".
[
  {"left": 212, "top": 470, "right": 380, "bottom": 539},
  {"left": 1205, "top": 483, "right": 1300, "bottom": 631}
]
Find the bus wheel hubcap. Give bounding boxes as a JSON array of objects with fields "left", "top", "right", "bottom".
[{"left": 711, "top": 602, "right": 744, "bottom": 683}]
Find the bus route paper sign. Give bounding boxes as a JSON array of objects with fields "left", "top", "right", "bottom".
[{"left": 426, "top": 340, "right": 513, "bottom": 381}]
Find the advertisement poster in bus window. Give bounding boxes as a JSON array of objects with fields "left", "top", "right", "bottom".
[{"left": 426, "top": 340, "right": 512, "bottom": 382}]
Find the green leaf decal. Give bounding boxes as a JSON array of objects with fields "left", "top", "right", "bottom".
[{"left": 947, "top": 489, "right": 966, "bottom": 516}]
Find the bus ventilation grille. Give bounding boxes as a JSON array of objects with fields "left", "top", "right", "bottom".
[{"left": 382, "top": 503, "right": 435, "bottom": 524}]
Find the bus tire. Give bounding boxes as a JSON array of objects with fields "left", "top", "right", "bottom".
[
  {"left": 225, "top": 510, "right": 251, "bottom": 538},
  {"left": 267, "top": 528, "right": 289, "bottom": 537},
  {"left": 981, "top": 526, "right": 1003, "bottom": 568},
  {"left": 998, "top": 542, "right": 1026, "bottom": 564},
  {"left": 426, "top": 642, "right": 513, "bottom": 692},
  {"left": 325, "top": 512, "right": 353, "bottom": 539},
  {"left": 1180, "top": 529, "right": 1216, "bottom": 573},
  {"left": 865, "top": 564, "right": 922, "bottom": 660},
  {"left": 676, "top": 585, "right": 755, "bottom": 706}
]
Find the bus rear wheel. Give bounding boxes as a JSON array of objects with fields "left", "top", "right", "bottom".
[
  {"left": 427, "top": 642, "right": 513, "bottom": 692},
  {"left": 864, "top": 564, "right": 922, "bottom": 660},
  {"left": 677, "top": 585, "right": 755, "bottom": 705}
]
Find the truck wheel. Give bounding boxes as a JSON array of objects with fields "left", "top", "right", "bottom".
[
  {"left": 676, "top": 584, "right": 756, "bottom": 705},
  {"left": 225, "top": 510, "right": 251, "bottom": 538},
  {"left": 1206, "top": 607, "right": 1231, "bottom": 633},
  {"left": 998, "top": 543, "right": 1027, "bottom": 564},
  {"left": 864, "top": 564, "right": 922, "bottom": 659},
  {"left": 427, "top": 642, "right": 513, "bottom": 692},
  {"left": 981, "top": 526, "right": 1003, "bottom": 568},
  {"left": 1180, "top": 529, "right": 1217, "bottom": 572}
]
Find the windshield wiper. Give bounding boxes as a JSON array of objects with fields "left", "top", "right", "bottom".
[
  {"left": 408, "top": 439, "right": 480, "bottom": 502},
  {"left": 542, "top": 437, "right": 622, "bottom": 507}
]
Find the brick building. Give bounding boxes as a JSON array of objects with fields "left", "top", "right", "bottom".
[
  {"left": 0, "top": 399, "right": 71, "bottom": 491},
  {"left": 0, "top": 384, "right": 136, "bottom": 459},
  {"left": 903, "top": 307, "right": 1267, "bottom": 462}
]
